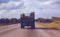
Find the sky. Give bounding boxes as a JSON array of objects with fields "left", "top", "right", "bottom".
[{"left": 0, "top": 0, "right": 60, "bottom": 19}]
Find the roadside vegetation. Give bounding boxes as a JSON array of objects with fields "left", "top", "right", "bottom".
[{"left": 37, "top": 22, "right": 60, "bottom": 30}]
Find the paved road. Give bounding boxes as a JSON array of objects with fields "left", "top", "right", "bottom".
[{"left": 0, "top": 23, "right": 60, "bottom": 37}]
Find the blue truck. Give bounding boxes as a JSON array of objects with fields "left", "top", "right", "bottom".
[{"left": 20, "top": 12, "right": 35, "bottom": 29}]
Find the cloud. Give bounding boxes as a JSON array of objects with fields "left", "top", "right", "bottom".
[
  {"left": 0, "top": 0, "right": 60, "bottom": 19},
  {"left": 54, "top": 0, "right": 60, "bottom": 4},
  {"left": 36, "top": 0, "right": 49, "bottom": 2},
  {"left": 0, "top": 0, "right": 10, "bottom": 4},
  {"left": 0, "top": 0, "right": 22, "bottom": 4},
  {"left": 0, "top": 1, "right": 24, "bottom": 10}
]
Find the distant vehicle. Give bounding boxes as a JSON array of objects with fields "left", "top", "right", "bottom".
[{"left": 20, "top": 12, "right": 35, "bottom": 29}]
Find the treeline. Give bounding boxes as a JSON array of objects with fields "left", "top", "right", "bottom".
[
  {"left": 0, "top": 18, "right": 20, "bottom": 25},
  {"left": 0, "top": 17, "right": 60, "bottom": 25},
  {"left": 0, "top": 18, "right": 52, "bottom": 25},
  {"left": 36, "top": 18, "right": 53, "bottom": 23},
  {"left": 36, "top": 17, "right": 60, "bottom": 23}
]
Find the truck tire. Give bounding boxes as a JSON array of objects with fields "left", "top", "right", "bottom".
[
  {"left": 21, "top": 25, "right": 25, "bottom": 29},
  {"left": 31, "top": 25, "right": 35, "bottom": 29}
]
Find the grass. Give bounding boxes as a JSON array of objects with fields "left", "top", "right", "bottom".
[{"left": 37, "top": 22, "right": 60, "bottom": 29}]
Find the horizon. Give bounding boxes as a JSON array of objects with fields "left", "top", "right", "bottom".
[{"left": 0, "top": 16, "right": 60, "bottom": 19}]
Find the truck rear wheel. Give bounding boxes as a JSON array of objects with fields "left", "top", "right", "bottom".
[
  {"left": 31, "top": 25, "right": 35, "bottom": 29},
  {"left": 21, "top": 25, "right": 25, "bottom": 29}
]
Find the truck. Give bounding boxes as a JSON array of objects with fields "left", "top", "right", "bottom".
[{"left": 20, "top": 12, "right": 35, "bottom": 29}]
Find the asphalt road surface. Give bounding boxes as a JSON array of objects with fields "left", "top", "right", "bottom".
[{"left": 0, "top": 23, "right": 60, "bottom": 37}]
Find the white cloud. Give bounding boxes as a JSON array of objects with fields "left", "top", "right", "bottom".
[
  {"left": 43, "top": 0, "right": 53, "bottom": 5},
  {"left": 0, "top": 1, "right": 22, "bottom": 10},
  {"left": 0, "top": 0, "right": 60, "bottom": 19}
]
